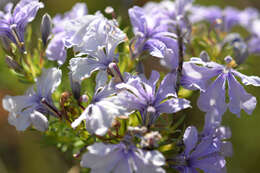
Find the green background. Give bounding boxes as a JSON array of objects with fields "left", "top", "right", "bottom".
[{"left": 1, "top": 0, "right": 260, "bottom": 172}]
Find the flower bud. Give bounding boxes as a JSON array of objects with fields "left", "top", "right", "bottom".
[
  {"left": 41, "top": 13, "right": 52, "bottom": 47},
  {"left": 223, "top": 33, "right": 248, "bottom": 65},
  {"left": 0, "top": 36, "right": 12, "bottom": 53},
  {"left": 5, "top": 55, "right": 22, "bottom": 72},
  {"left": 200, "top": 51, "right": 210, "bottom": 62},
  {"left": 108, "top": 62, "right": 124, "bottom": 83},
  {"left": 69, "top": 73, "right": 81, "bottom": 100}
]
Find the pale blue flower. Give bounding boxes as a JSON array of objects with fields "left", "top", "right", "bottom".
[
  {"left": 2, "top": 68, "right": 62, "bottom": 131},
  {"left": 67, "top": 13, "right": 126, "bottom": 83},
  {"left": 184, "top": 56, "right": 260, "bottom": 116},
  {"left": 71, "top": 82, "right": 132, "bottom": 136},
  {"left": 80, "top": 142, "right": 165, "bottom": 173}
]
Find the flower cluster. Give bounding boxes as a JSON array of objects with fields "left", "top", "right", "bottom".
[{"left": 1, "top": 0, "right": 260, "bottom": 173}]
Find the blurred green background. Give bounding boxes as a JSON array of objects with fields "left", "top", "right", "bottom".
[{"left": 1, "top": 0, "right": 260, "bottom": 173}]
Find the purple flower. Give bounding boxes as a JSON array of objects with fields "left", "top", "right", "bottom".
[
  {"left": 128, "top": 6, "right": 179, "bottom": 69},
  {"left": 80, "top": 142, "right": 165, "bottom": 173},
  {"left": 174, "top": 126, "right": 227, "bottom": 173},
  {"left": 116, "top": 71, "right": 191, "bottom": 126},
  {"left": 0, "top": 0, "right": 44, "bottom": 51},
  {"left": 46, "top": 3, "right": 87, "bottom": 65},
  {"left": 190, "top": 6, "right": 255, "bottom": 31},
  {"left": 202, "top": 109, "right": 233, "bottom": 158},
  {"left": 71, "top": 81, "right": 132, "bottom": 136},
  {"left": 2, "top": 68, "right": 62, "bottom": 131},
  {"left": 67, "top": 13, "right": 126, "bottom": 83},
  {"left": 184, "top": 56, "right": 260, "bottom": 116}
]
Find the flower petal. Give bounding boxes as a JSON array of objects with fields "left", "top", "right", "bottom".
[
  {"left": 228, "top": 73, "right": 257, "bottom": 116},
  {"left": 30, "top": 111, "right": 48, "bottom": 132},
  {"left": 183, "top": 126, "right": 198, "bottom": 155},
  {"left": 197, "top": 73, "right": 227, "bottom": 115},
  {"left": 69, "top": 57, "right": 105, "bottom": 82},
  {"left": 232, "top": 70, "right": 260, "bottom": 86}
]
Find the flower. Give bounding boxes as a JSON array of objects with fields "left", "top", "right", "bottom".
[
  {"left": 67, "top": 12, "right": 126, "bottom": 83},
  {"left": 174, "top": 126, "right": 227, "bottom": 173},
  {"left": 0, "top": 0, "right": 44, "bottom": 51},
  {"left": 202, "top": 109, "right": 233, "bottom": 158},
  {"left": 190, "top": 6, "right": 257, "bottom": 32},
  {"left": 80, "top": 142, "right": 165, "bottom": 173},
  {"left": 116, "top": 71, "right": 191, "bottom": 126},
  {"left": 128, "top": 6, "right": 179, "bottom": 69},
  {"left": 46, "top": 3, "right": 87, "bottom": 65},
  {"left": 71, "top": 82, "right": 132, "bottom": 136},
  {"left": 2, "top": 68, "right": 62, "bottom": 131},
  {"left": 184, "top": 56, "right": 260, "bottom": 116}
]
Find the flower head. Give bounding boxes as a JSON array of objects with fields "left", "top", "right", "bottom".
[
  {"left": 184, "top": 56, "right": 260, "bottom": 116},
  {"left": 67, "top": 12, "right": 126, "bottom": 83},
  {"left": 116, "top": 71, "right": 191, "bottom": 126},
  {"left": 2, "top": 68, "right": 62, "bottom": 131}
]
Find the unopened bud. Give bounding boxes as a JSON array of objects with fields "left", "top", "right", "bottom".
[
  {"left": 69, "top": 73, "right": 81, "bottom": 100},
  {"left": 200, "top": 51, "right": 210, "bottom": 62},
  {"left": 41, "top": 13, "right": 52, "bottom": 47},
  {"left": 108, "top": 62, "right": 124, "bottom": 83},
  {"left": 5, "top": 55, "right": 22, "bottom": 72},
  {"left": 10, "top": 24, "right": 25, "bottom": 52},
  {"left": 223, "top": 33, "right": 249, "bottom": 65},
  {"left": 0, "top": 36, "right": 12, "bottom": 53},
  {"left": 79, "top": 95, "right": 88, "bottom": 103},
  {"left": 105, "top": 6, "right": 114, "bottom": 14}
]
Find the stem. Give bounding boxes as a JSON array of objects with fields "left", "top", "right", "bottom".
[{"left": 176, "top": 26, "right": 184, "bottom": 95}]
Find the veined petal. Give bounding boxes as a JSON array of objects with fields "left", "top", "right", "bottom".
[
  {"left": 95, "top": 70, "right": 108, "bottom": 90},
  {"left": 183, "top": 126, "right": 198, "bottom": 156},
  {"left": 36, "top": 68, "right": 62, "bottom": 97},
  {"left": 144, "top": 38, "right": 167, "bottom": 58},
  {"left": 14, "top": 0, "right": 44, "bottom": 29},
  {"left": 46, "top": 33, "right": 67, "bottom": 65},
  {"left": 81, "top": 143, "right": 121, "bottom": 171},
  {"left": 156, "top": 72, "right": 177, "bottom": 103},
  {"left": 156, "top": 98, "right": 191, "bottom": 115},
  {"left": 197, "top": 73, "right": 227, "bottom": 115},
  {"left": 232, "top": 70, "right": 260, "bottom": 86},
  {"left": 69, "top": 57, "right": 105, "bottom": 82},
  {"left": 30, "top": 111, "right": 48, "bottom": 132},
  {"left": 181, "top": 62, "right": 220, "bottom": 91},
  {"left": 228, "top": 73, "right": 257, "bottom": 116}
]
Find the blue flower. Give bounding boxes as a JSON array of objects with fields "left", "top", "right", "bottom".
[
  {"left": 46, "top": 3, "right": 87, "bottom": 65},
  {"left": 2, "top": 68, "right": 62, "bottom": 131},
  {"left": 174, "top": 125, "right": 227, "bottom": 173},
  {"left": 0, "top": 0, "right": 44, "bottom": 51},
  {"left": 128, "top": 6, "right": 179, "bottom": 69},
  {"left": 71, "top": 81, "right": 132, "bottom": 136},
  {"left": 183, "top": 56, "right": 260, "bottom": 116},
  {"left": 67, "top": 13, "right": 126, "bottom": 83},
  {"left": 116, "top": 71, "right": 191, "bottom": 126},
  {"left": 80, "top": 142, "right": 165, "bottom": 173}
]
